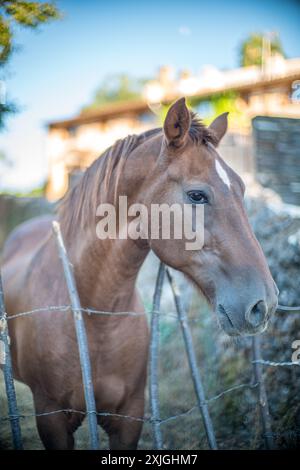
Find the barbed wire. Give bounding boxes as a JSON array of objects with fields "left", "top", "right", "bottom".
[
  {"left": 2, "top": 297, "right": 300, "bottom": 447},
  {"left": 5, "top": 305, "right": 179, "bottom": 321},
  {"left": 2, "top": 219, "right": 300, "bottom": 450},
  {"left": 5, "top": 302, "right": 300, "bottom": 322},
  {"left": 162, "top": 382, "right": 259, "bottom": 425},
  {"left": 0, "top": 381, "right": 259, "bottom": 425},
  {"left": 277, "top": 304, "right": 300, "bottom": 312},
  {"left": 2, "top": 332, "right": 295, "bottom": 439}
]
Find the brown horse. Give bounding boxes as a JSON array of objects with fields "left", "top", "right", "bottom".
[{"left": 1, "top": 98, "right": 278, "bottom": 449}]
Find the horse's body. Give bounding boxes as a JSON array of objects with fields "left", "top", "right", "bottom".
[{"left": 1, "top": 99, "right": 278, "bottom": 449}]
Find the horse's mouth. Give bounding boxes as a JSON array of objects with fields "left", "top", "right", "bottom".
[
  {"left": 217, "top": 304, "right": 268, "bottom": 337},
  {"left": 217, "top": 304, "right": 240, "bottom": 336}
]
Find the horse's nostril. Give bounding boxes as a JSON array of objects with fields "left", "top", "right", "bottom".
[{"left": 247, "top": 300, "right": 268, "bottom": 328}]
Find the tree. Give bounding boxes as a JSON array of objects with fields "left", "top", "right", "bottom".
[
  {"left": 239, "top": 33, "right": 285, "bottom": 67},
  {"left": 0, "top": 0, "right": 60, "bottom": 65},
  {"left": 0, "top": 1, "right": 61, "bottom": 127},
  {"left": 83, "top": 74, "right": 146, "bottom": 111}
]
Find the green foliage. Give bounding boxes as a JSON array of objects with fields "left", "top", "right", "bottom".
[
  {"left": 155, "top": 103, "right": 169, "bottom": 126},
  {"left": 239, "top": 32, "right": 285, "bottom": 67},
  {"left": 157, "top": 92, "right": 249, "bottom": 129},
  {"left": 0, "top": 100, "right": 16, "bottom": 127},
  {"left": 83, "top": 74, "right": 147, "bottom": 111},
  {"left": 0, "top": 185, "right": 45, "bottom": 197},
  {"left": 0, "top": 0, "right": 61, "bottom": 65},
  {"left": 206, "top": 91, "right": 239, "bottom": 116},
  {"left": 203, "top": 91, "right": 249, "bottom": 128},
  {"left": 155, "top": 98, "right": 196, "bottom": 127},
  {"left": 0, "top": 13, "right": 11, "bottom": 64},
  {"left": 0, "top": 1, "right": 61, "bottom": 127}
]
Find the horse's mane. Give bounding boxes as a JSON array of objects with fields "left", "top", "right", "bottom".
[
  {"left": 58, "top": 127, "right": 161, "bottom": 236},
  {"left": 189, "top": 112, "right": 218, "bottom": 146},
  {"left": 58, "top": 111, "right": 216, "bottom": 236}
]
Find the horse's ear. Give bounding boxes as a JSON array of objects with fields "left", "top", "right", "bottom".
[
  {"left": 209, "top": 112, "right": 228, "bottom": 146},
  {"left": 164, "top": 97, "right": 191, "bottom": 148}
]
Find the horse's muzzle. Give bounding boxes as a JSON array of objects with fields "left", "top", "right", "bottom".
[{"left": 217, "top": 295, "right": 277, "bottom": 337}]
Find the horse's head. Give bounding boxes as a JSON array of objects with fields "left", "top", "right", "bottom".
[{"left": 146, "top": 98, "right": 278, "bottom": 336}]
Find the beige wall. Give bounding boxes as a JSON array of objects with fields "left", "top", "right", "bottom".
[{"left": 46, "top": 116, "right": 152, "bottom": 200}]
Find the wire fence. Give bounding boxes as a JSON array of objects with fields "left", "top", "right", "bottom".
[{"left": 0, "top": 220, "right": 300, "bottom": 450}]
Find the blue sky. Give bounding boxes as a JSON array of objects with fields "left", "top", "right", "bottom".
[{"left": 1, "top": 0, "right": 300, "bottom": 191}]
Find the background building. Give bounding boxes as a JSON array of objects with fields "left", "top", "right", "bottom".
[{"left": 46, "top": 56, "right": 300, "bottom": 201}]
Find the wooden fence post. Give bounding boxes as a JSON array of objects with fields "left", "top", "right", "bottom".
[
  {"left": 252, "top": 335, "right": 275, "bottom": 449},
  {"left": 0, "top": 273, "right": 23, "bottom": 449},
  {"left": 166, "top": 268, "right": 218, "bottom": 450},
  {"left": 149, "top": 261, "right": 165, "bottom": 449},
  {"left": 52, "top": 221, "right": 100, "bottom": 450}
]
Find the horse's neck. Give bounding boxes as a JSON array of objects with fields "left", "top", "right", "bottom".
[
  {"left": 66, "top": 231, "right": 149, "bottom": 313},
  {"left": 60, "top": 132, "right": 161, "bottom": 313}
]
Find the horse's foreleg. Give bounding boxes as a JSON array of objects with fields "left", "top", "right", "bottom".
[
  {"left": 100, "top": 395, "right": 145, "bottom": 450},
  {"left": 33, "top": 395, "right": 76, "bottom": 450}
]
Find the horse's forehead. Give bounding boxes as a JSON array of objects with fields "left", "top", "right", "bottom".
[
  {"left": 193, "top": 143, "right": 233, "bottom": 187},
  {"left": 171, "top": 142, "right": 212, "bottom": 172},
  {"left": 165, "top": 142, "right": 238, "bottom": 192},
  {"left": 174, "top": 143, "right": 220, "bottom": 176}
]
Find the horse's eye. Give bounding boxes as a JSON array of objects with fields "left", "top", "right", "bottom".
[{"left": 187, "top": 190, "right": 208, "bottom": 204}]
